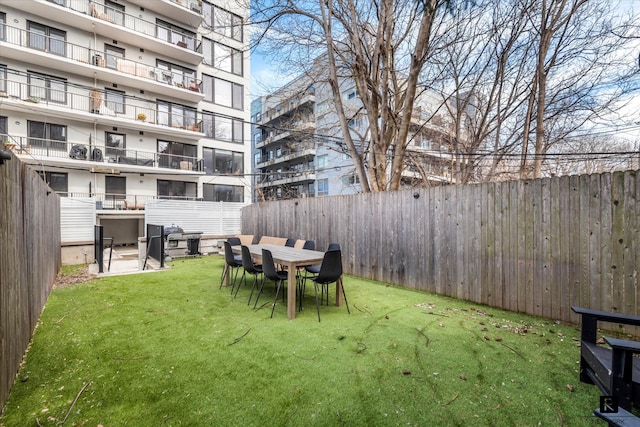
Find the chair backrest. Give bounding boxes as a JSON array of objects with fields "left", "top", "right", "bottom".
[
  {"left": 303, "top": 240, "right": 315, "bottom": 250},
  {"left": 327, "top": 242, "right": 340, "bottom": 251},
  {"left": 316, "top": 249, "right": 342, "bottom": 283},
  {"left": 285, "top": 238, "right": 296, "bottom": 247},
  {"left": 227, "top": 237, "right": 241, "bottom": 246},
  {"left": 223, "top": 241, "right": 238, "bottom": 265},
  {"left": 241, "top": 245, "right": 257, "bottom": 273},
  {"left": 237, "top": 234, "right": 254, "bottom": 245},
  {"left": 261, "top": 249, "right": 280, "bottom": 281}
]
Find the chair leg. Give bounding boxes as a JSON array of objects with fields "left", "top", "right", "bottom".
[
  {"left": 313, "top": 281, "right": 321, "bottom": 322},
  {"left": 271, "top": 279, "right": 283, "bottom": 318},
  {"left": 253, "top": 276, "right": 266, "bottom": 309},
  {"left": 341, "top": 281, "right": 350, "bottom": 314},
  {"left": 234, "top": 270, "right": 247, "bottom": 299},
  {"left": 219, "top": 264, "right": 228, "bottom": 289},
  {"left": 248, "top": 274, "right": 260, "bottom": 306}
]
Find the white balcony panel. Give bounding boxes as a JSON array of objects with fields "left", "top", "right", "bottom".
[
  {"left": 0, "top": 43, "right": 204, "bottom": 103},
  {"left": 8, "top": 0, "right": 202, "bottom": 65},
  {"left": 0, "top": 98, "right": 204, "bottom": 141}
]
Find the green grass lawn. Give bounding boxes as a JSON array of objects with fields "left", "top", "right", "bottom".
[{"left": 0, "top": 256, "right": 606, "bottom": 426}]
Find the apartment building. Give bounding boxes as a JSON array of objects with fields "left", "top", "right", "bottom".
[
  {"left": 0, "top": 0, "right": 250, "bottom": 248},
  {"left": 251, "top": 72, "right": 459, "bottom": 201}
]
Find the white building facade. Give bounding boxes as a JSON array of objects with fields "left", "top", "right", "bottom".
[{"left": 0, "top": 0, "right": 250, "bottom": 250}]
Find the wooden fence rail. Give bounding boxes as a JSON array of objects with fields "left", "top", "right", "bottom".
[
  {"left": 0, "top": 153, "right": 60, "bottom": 411},
  {"left": 241, "top": 170, "right": 639, "bottom": 326}
]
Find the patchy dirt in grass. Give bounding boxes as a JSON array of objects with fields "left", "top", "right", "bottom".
[{"left": 53, "top": 266, "right": 95, "bottom": 289}]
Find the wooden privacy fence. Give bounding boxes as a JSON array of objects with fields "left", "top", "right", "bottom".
[
  {"left": 0, "top": 153, "right": 61, "bottom": 411},
  {"left": 242, "top": 170, "right": 639, "bottom": 325}
]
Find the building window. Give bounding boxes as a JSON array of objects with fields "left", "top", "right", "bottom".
[
  {"left": 0, "top": 13, "right": 6, "bottom": 41},
  {"left": 47, "top": 0, "right": 65, "bottom": 5},
  {"left": 157, "top": 180, "right": 197, "bottom": 200},
  {"left": 157, "top": 101, "right": 197, "bottom": 129},
  {"left": 202, "top": 39, "right": 243, "bottom": 76},
  {"left": 0, "top": 116, "right": 8, "bottom": 139},
  {"left": 156, "top": 19, "right": 196, "bottom": 50},
  {"left": 104, "top": 0, "right": 125, "bottom": 26},
  {"left": 156, "top": 60, "right": 196, "bottom": 88},
  {"left": 202, "top": 147, "right": 244, "bottom": 175},
  {"left": 105, "top": 176, "right": 126, "bottom": 202},
  {"left": 317, "top": 154, "right": 328, "bottom": 169},
  {"left": 37, "top": 171, "right": 68, "bottom": 196},
  {"left": 203, "top": 2, "right": 243, "bottom": 41},
  {"left": 342, "top": 174, "right": 360, "bottom": 185},
  {"left": 317, "top": 178, "right": 329, "bottom": 196},
  {"left": 28, "top": 121, "right": 66, "bottom": 150},
  {"left": 0, "top": 65, "right": 6, "bottom": 94},
  {"left": 105, "top": 88, "right": 125, "bottom": 114},
  {"left": 28, "top": 22, "right": 65, "bottom": 56},
  {"left": 105, "top": 132, "right": 125, "bottom": 158},
  {"left": 105, "top": 44, "right": 125, "bottom": 70},
  {"left": 201, "top": 112, "right": 243, "bottom": 144},
  {"left": 158, "top": 140, "right": 197, "bottom": 170},
  {"left": 28, "top": 72, "right": 66, "bottom": 104},
  {"left": 203, "top": 184, "right": 243, "bottom": 202},
  {"left": 202, "top": 75, "right": 243, "bottom": 110}
]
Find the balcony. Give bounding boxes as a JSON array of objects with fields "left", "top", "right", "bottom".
[
  {"left": 1, "top": 26, "right": 204, "bottom": 103},
  {"left": 256, "top": 171, "right": 316, "bottom": 188},
  {"left": 8, "top": 0, "right": 203, "bottom": 64},
  {"left": 256, "top": 122, "right": 317, "bottom": 149},
  {"left": 0, "top": 77, "right": 204, "bottom": 140},
  {"left": 263, "top": 92, "right": 316, "bottom": 123},
  {"left": 256, "top": 147, "right": 316, "bottom": 168},
  {"left": 127, "top": 0, "right": 203, "bottom": 27},
  {"left": 4, "top": 136, "right": 204, "bottom": 175}
]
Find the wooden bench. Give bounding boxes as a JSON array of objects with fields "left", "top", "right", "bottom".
[
  {"left": 595, "top": 405, "right": 640, "bottom": 426},
  {"left": 572, "top": 307, "right": 640, "bottom": 421}
]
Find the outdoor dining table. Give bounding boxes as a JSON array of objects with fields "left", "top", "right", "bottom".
[{"left": 231, "top": 244, "right": 343, "bottom": 319}]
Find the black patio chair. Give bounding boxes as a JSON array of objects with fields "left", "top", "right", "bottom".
[
  {"left": 285, "top": 238, "right": 296, "bottom": 247},
  {"left": 219, "top": 240, "right": 242, "bottom": 291},
  {"left": 307, "top": 249, "right": 350, "bottom": 322},
  {"left": 301, "top": 243, "right": 341, "bottom": 309},
  {"left": 255, "top": 249, "right": 288, "bottom": 318},
  {"left": 238, "top": 245, "right": 263, "bottom": 304}
]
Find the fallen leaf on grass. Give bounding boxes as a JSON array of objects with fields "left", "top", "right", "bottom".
[
  {"left": 566, "top": 384, "right": 574, "bottom": 392},
  {"left": 460, "top": 375, "right": 467, "bottom": 381},
  {"left": 402, "top": 370, "right": 411, "bottom": 375}
]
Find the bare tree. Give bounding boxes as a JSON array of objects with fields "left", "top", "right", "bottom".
[{"left": 251, "top": 0, "right": 458, "bottom": 192}]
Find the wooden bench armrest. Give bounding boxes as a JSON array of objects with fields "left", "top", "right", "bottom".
[
  {"left": 572, "top": 307, "right": 640, "bottom": 326},
  {"left": 605, "top": 337, "right": 640, "bottom": 353},
  {"left": 572, "top": 307, "right": 640, "bottom": 343}
]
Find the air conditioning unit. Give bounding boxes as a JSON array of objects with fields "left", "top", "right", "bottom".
[{"left": 190, "top": 3, "right": 202, "bottom": 13}]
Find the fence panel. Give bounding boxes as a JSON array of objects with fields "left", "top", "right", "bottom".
[
  {"left": 241, "top": 169, "right": 640, "bottom": 324},
  {"left": 0, "top": 154, "right": 60, "bottom": 410}
]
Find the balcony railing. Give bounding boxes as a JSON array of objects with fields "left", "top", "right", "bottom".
[
  {"left": 59, "top": 0, "right": 200, "bottom": 52},
  {"left": 4, "top": 136, "right": 203, "bottom": 172},
  {"left": 257, "top": 170, "right": 316, "bottom": 187},
  {"left": 1, "top": 77, "right": 204, "bottom": 135},
  {"left": 1, "top": 25, "right": 202, "bottom": 93},
  {"left": 256, "top": 146, "right": 316, "bottom": 167}
]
